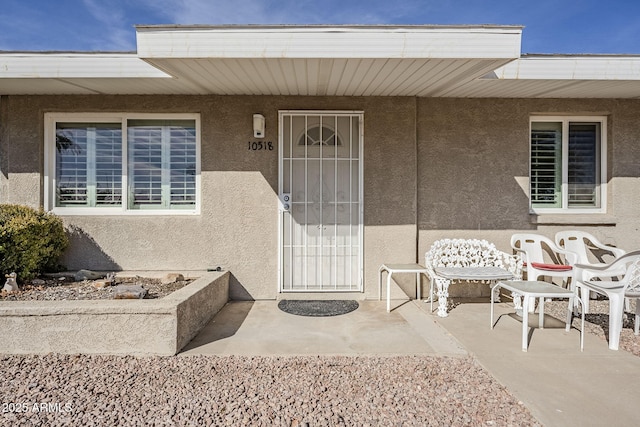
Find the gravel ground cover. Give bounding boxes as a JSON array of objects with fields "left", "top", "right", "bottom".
[
  {"left": 0, "top": 277, "right": 191, "bottom": 301},
  {"left": 1, "top": 283, "right": 637, "bottom": 426},
  {"left": 0, "top": 354, "right": 539, "bottom": 426}
]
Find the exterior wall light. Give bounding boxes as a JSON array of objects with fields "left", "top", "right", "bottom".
[{"left": 253, "top": 114, "right": 265, "bottom": 138}]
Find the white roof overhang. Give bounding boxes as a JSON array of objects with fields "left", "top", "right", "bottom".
[
  {"left": 0, "top": 53, "right": 199, "bottom": 95},
  {"left": 0, "top": 25, "right": 639, "bottom": 98},
  {"left": 0, "top": 25, "right": 523, "bottom": 96},
  {"left": 447, "top": 56, "right": 640, "bottom": 98},
  {"left": 134, "top": 25, "right": 522, "bottom": 96}
]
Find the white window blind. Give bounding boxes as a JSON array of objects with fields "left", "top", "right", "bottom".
[
  {"left": 530, "top": 122, "right": 561, "bottom": 208},
  {"left": 568, "top": 123, "right": 599, "bottom": 207},
  {"left": 55, "top": 123, "right": 122, "bottom": 207},
  {"left": 128, "top": 120, "right": 196, "bottom": 210}
]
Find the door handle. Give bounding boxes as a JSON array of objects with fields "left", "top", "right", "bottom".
[{"left": 279, "top": 193, "right": 291, "bottom": 211}]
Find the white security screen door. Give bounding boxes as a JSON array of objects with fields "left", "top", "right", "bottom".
[{"left": 279, "top": 111, "right": 363, "bottom": 292}]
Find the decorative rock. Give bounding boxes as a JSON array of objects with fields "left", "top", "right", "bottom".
[
  {"left": 74, "top": 269, "right": 105, "bottom": 281},
  {"left": 93, "top": 280, "right": 113, "bottom": 289},
  {"left": 0, "top": 354, "right": 543, "bottom": 426},
  {"left": 114, "top": 284, "right": 147, "bottom": 299},
  {"left": 161, "top": 273, "right": 185, "bottom": 285},
  {"left": 31, "top": 278, "right": 46, "bottom": 286},
  {"left": 2, "top": 272, "right": 19, "bottom": 292}
]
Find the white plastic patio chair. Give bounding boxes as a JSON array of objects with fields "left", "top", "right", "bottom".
[
  {"left": 556, "top": 231, "right": 627, "bottom": 313},
  {"left": 511, "top": 233, "right": 577, "bottom": 313},
  {"left": 511, "top": 233, "right": 577, "bottom": 285},
  {"left": 574, "top": 251, "right": 640, "bottom": 350}
]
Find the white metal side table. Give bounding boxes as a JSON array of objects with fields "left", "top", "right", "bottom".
[{"left": 378, "top": 264, "right": 428, "bottom": 312}]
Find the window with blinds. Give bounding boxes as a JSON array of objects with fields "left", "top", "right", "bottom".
[
  {"left": 128, "top": 120, "right": 197, "bottom": 209},
  {"left": 530, "top": 117, "right": 604, "bottom": 212},
  {"left": 48, "top": 114, "right": 199, "bottom": 214},
  {"left": 56, "top": 123, "right": 122, "bottom": 207},
  {"left": 530, "top": 122, "right": 561, "bottom": 208},
  {"left": 568, "top": 123, "right": 599, "bottom": 207}
]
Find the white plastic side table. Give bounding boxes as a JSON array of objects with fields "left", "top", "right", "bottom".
[
  {"left": 491, "top": 280, "right": 585, "bottom": 352},
  {"left": 378, "top": 263, "right": 428, "bottom": 312}
]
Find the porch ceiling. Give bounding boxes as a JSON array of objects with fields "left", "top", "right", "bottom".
[{"left": 143, "top": 57, "right": 513, "bottom": 97}]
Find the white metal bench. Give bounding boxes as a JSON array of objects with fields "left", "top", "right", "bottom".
[{"left": 425, "top": 239, "right": 523, "bottom": 317}]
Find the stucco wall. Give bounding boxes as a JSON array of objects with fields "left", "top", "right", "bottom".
[
  {"left": 0, "top": 95, "right": 417, "bottom": 300},
  {"left": 2, "top": 95, "right": 639, "bottom": 300},
  {"left": 416, "top": 98, "right": 640, "bottom": 261}
]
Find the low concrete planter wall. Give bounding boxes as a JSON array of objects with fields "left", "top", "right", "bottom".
[{"left": 0, "top": 271, "right": 229, "bottom": 356}]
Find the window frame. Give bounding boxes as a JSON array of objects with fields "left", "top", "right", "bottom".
[
  {"left": 529, "top": 115, "right": 607, "bottom": 214},
  {"left": 44, "top": 113, "right": 201, "bottom": 215}
]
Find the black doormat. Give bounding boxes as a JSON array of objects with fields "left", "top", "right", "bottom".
[{"left": 278, "top": 300, "right": 359, "bottom": 317}]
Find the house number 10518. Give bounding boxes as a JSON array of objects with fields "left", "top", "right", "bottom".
[{"left": 248, "top": 141, "right": 274, "bottom": 151}]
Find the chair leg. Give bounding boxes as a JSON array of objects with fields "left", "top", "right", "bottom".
[
  {"left": 435, "top": 278, "right": 450, "bottom": 317},
  {"left": 511, "top": 291, "right": 522, "bottom": 314},
  {"left": 429, "top": 278, "right": 435, "bottom": 313},
  {"left": 528, "top": 272, "right": 540, "bottom": 313},
  {"left": 634, "top": 298, "right": 639, "bottom": 336},
  {"left": 579, "top": 284, "right": 590, "bottom": 314},
  {"left": 608, "top": 294, "right": 624, "bottom": 351},
  {"left": 565, "top": 297, "right": 572, "bottom": 332}
]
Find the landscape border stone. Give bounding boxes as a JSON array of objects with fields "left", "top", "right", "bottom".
[{"left": 0, "top": 271, "right": 229, "bottom": 356}]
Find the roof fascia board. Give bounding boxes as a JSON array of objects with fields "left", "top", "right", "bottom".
[
  {"left": 491, "top": 57, "right": 640, "bottom": 80},
  {"left": 136, "top": 26, "right": 522, "bottom": 59}
]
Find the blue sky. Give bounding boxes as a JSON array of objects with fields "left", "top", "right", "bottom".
[{"left": 1, "top": 0, "right": 639, "bottom": 54}]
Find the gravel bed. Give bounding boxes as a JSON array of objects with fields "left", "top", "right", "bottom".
[
  {"left": 1, "top": 288, "right": 635, "bottom": 426},
  {"left": 0, "top": 354, "right": 539, "bottom": 426},
  {"left": 0, "top": 277, "right": 191, "bottom": 301},
  {"left": 542, "top": 297, "right": 640, "bottom": 357}
]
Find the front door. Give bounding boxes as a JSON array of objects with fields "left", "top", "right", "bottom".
[{"left": 279, "top": 111, "right": 363, "bottom": 292}]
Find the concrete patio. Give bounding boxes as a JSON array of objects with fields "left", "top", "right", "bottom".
[
  {"left": 181, "top": 299, "right": 466, "bottom": 356},
  {"left": 182, "top": 296, "right": 640, "bottom": 427}
]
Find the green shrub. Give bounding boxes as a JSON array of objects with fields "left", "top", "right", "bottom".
[{"left": 0, "top": 204, "right": 68, "bottom": 281}]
